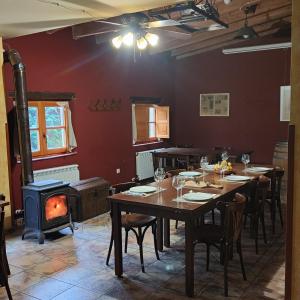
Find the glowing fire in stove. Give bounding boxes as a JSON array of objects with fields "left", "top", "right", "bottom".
[{"left": 45, "top": 195, "right": 68, "bottom": 221}]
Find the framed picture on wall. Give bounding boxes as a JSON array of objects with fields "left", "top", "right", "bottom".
[
  {"left": 280, "top": 85, "right": 291, "bottom": 121},
  {"left": 200, "top": 93, "right": 230, "bottom": 116}
]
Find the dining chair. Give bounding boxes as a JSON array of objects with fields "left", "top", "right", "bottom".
[
  {"left": 244, "top": 175, "right": 270, "bottom": 254},
  {"left": 265, "top": 167, "right": 284, "bottom": 233},
  {"left": 192, "top": 193, "right": 247, "bottom": 297},
  {"left": 0, "top": 195, "right": 12, "bottom": 300},
  {"left": 106, "top": 182, "right": 160, "bottom": 272}
]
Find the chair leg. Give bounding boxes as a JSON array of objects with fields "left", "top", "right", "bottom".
[
  {"left": 124, "top": 229, "right": 129, "bottom": 254},
  {"left": 152, "top": 223, "right": 160, "bottom": 261},
  {"left": 106, "top": 228, "right": 114, "bottom": 266},
  {"left": 237, "top": 240, "right": 247, "bottom": 281},
  {"left": 223, "top": 244, "right": 229, "bottom": 297},
  {"left": 277, "top": 198, "right": 284, "bottom": 228},
  {"left": 137, "top": 227, "right": 145, "bottom": 273},
  {"left": 254, "top": 217, "right": 259, "bottom": 255},
  {"left": 271, "top": 196, "right": 276, "bottom": 234},
  {"left": 211, "top": 209, "right": 215, "bottom": 224},
  {"left": 0, "top": 255, "right": 12, "bottom": 300},
  {"left": 175, "top": 220, "right": 178, "bottom": 229},
  {"left": 260, "top": 213, "right": 267, "bottom": 244},
  {"left": 3, "top": 241, "right": 10, "bottom": 275},
  {"left": 206, "top": 244, "right": 210, "bottom": 271}
]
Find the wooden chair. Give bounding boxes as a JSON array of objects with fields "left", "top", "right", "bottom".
[
  {"left": 244, "top": 175, "right": 270, "bottom": 254},
  {"left": 165, "top": 169, "right": 186, "bottom": 178},
  {"left": 192, "top": 193, "right": 247, "bottom": 297},
  {"left": 106, "top": 182, "right": 160, "bottom": 272},
  {"left": 265, "top": 167, "right": 284, "bottom": 233},
  {"left": 0, "top": 195, "right": 12, "bottom": 300}
]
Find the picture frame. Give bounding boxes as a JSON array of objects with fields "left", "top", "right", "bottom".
[
  {"left": 280, "top": 85, "right": 291, "bottom": 122},
  {"left": 200, "top": 93, "right": 230, "bottom": 117}
]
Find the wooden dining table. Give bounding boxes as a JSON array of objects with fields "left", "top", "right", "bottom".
[{"left": 108, "top": 164, "right": 273, "bottom": 297}]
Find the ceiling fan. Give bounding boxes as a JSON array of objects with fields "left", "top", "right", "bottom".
[{"left": 94, "top": 0, "right": 229, "bottom": 50}]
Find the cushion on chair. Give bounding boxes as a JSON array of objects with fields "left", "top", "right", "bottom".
[{"left": 122, "top": 214, "right": 156, "bottom": 227}]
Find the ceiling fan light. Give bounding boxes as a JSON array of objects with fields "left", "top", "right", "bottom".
[
  {"left": 112, "top": 35, "right": 122, "bottom": 48},
  {"left": 137, "top": 37, "right": 148, "bottom": 50},
  {"left": 123, "top": 32, "right": 134, "bottom": 46},
  {"left": 145, "top": 32, "right": 159, "bottom": 46}
]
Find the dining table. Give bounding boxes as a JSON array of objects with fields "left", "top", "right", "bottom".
[{"left": 108, "top": 163, "right": 274, "bottom": 297}]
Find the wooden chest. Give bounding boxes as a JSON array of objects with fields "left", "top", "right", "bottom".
[{"left": 69, "top": 177, "right": 110, "bottom": 222}]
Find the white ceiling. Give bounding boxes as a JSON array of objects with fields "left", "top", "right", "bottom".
[{"left": 0, "top": 0, "right": 182, "bottom": 38}]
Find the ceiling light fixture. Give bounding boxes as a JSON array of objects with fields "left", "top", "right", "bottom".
[
  {"left": 111, "top": 31, "right": 159, "bottom": 50},
  {"left": 235, "top": 3, "right": 258, "bottom": 40}
]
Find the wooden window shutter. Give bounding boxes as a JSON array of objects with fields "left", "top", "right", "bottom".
[
  {"left": 156, "top": 106, "right": 170, "bottom": 138},
  {"left": 135, "top": 105, "right": 149, "bottom": 141}
]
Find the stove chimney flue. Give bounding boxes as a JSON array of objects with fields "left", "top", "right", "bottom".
[{"left": 4, "top": 49, "right": 33, "bottom": 185}]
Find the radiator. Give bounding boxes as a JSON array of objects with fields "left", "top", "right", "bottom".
[
  {"left": 33, "top": 164, "right": 80, "bottom": 183},
  {"left": 136, "top": 151, "right": 155, "bottom": 181}
]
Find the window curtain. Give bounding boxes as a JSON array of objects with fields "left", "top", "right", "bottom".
[
  {"left": 132, "top": 104, "right": 137, "bottom": 144},
  {"left": 57, "top": 102, "right": 78, "bottom": 152}
]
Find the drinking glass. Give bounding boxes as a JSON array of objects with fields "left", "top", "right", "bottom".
[
  {"left": 241, "top": 154, "right": 250, "bottom": 170},
  {"left": 154, "top": 168, "right": 166, "bottom": 192},
  {"left": 221, "top": 163, "right": 227, "bottom": 178},
  {"left": 172, "top": 176, "right": 185, "bottom": 199},
  {"left": 200, "top": 156, "right": 209, "bottom": 180},
  {"left": 221, "top": 151, "right": 229, "bottom": 162}
]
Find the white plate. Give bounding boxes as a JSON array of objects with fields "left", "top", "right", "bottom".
[
  {"left": 183, "top": 192, "right": 215, "bottom": 201},
  {"left": 129, "top": 186, "right": 157, "bottom": 193},
  {"left": 225, "top": 175, "right": 251, "bottom": 181},
  {"left": 179, "top": 171, "right": 202, "bottom": 177},
  {"left": 246, "top": 167, "right": 272, "bottom": 173}
]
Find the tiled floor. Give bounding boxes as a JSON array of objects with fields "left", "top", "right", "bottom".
[{"left": 1, "top": 211, "right": 285, "bottom": 300}]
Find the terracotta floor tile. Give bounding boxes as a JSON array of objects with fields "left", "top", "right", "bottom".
[
  {"left": 8, "top": 271, "right": 46, "bottom": 291},
  {"left": 51, "top": 286, "right": 100, "bottom": 300}
]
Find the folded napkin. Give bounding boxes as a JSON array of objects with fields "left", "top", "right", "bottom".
[{"left": 122, "top": 188, "right": 166, "bottom": 197}]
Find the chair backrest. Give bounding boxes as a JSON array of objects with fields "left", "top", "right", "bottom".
[
  {"left": 166, "top": 169, "right": 186, "bottom": 177},
  {"left": 112, "top": 182, "right": 138, "bottom": 194},
  {"left": 218, "top": 193, "right": 246, "bottom": 242},
  {"left": 247, "top": 175, "right": 270, "bottom": 212}
]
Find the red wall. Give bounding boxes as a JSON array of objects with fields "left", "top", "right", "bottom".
[
  {"left": 172, "top": 48, "right": 290, "bottom": 163},
  {"left": 4, "top": 29, "right": 174, "bottom": 210}
]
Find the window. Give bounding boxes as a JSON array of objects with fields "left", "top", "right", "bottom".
[
  {"left": 28, "top": 101, "right": 68, "bottom": 156},
  {"left": 133, "top": 104, "right": 170, "bottom": 144}
]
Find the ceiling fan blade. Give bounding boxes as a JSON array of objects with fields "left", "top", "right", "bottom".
[
  {"left": 143, "top": 19, "right": 182, "bottom": 28},
  {"left": 95, "top": 20, "right": 126, "bottom": 27},
  {"left": 149, "top": 28, "right": 191, "bottom": 40}
]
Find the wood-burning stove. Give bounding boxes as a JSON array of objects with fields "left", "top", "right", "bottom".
[{"left": 22, "top": 180, "right": 74, "bottom": 244}]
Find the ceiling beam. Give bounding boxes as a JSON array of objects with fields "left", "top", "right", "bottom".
[
  {"left": 151, "top": 0, "right": 291, "bottom": 54},
  {"left": 172, "top": 7, "right": 291, "bottom": 57},
  {"left": 175, "top": 17, "right": 291, "bottom": 59}
]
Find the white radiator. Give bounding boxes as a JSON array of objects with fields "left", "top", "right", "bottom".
[
  {"left": 33, "top": 164, "right": 80, "bottom": 183},
  {"left": 136, "top": 151, "right": 155, "bottom": 181}
]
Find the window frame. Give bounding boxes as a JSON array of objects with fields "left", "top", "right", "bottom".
[{"left": 28, "top": 101, "right": 69, "bottom": 157}]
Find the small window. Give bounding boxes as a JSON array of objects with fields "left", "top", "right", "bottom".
[
  {"left": 28, "top": 101, "right": 68, "bottom": 157},
  {"left": 133, "top": 104, "right": 169, "bottom": 144}
]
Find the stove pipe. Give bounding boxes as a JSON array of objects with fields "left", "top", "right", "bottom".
[{"left": 4, "top": 49, "right": 33, "bottom": 185}]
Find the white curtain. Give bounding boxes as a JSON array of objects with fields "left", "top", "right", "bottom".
[
  {"left": 58, "top": 102, "right": 78, "bottom": 151},
  {"left": 132, "top": 104, "right": 137, "bottom": 144}
]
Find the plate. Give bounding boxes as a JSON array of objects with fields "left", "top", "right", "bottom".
[
  {"left": 179, "top": 171, "right": 202, "bottom": 177},
  {"left": 129, "top": 186, "right": 157, "bottom": 193},
  {"left": 183, "top": 192, "right": 215, "bottom": 201},
  {"left": 246, "top": 167, "right": 272, "bottom": 173},
  {"left": 225, "top": 175, "right": 251, "bottom": 181}
]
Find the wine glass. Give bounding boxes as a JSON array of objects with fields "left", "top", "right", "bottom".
[
  {"left": 154, "top": 168, "right": 166, "bottom": 192},
  {"left": 200, "top": 156, "right": 209, "bottom": 180},
  {"left": 241, "top": 154, "right": 250, "bottom": 170},
  {"left": 172, "top": 176, "right": 185, "bottom": 199},
  {"left": 221, "top": 151, "right": 229, "bottom": 162}
]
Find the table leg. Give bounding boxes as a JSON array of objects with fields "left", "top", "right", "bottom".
[
  {"left": 157, "top": 217, "right": 163, "bottom": 252},
  {"left": 112, "top": 202, "right": 123, "bottom": 277},
  {"left": 164, "top": 218, "right": 170, "bottom": 248},
  {"left": 185, "top": 219, "right": 194, "bottom": 297}
]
